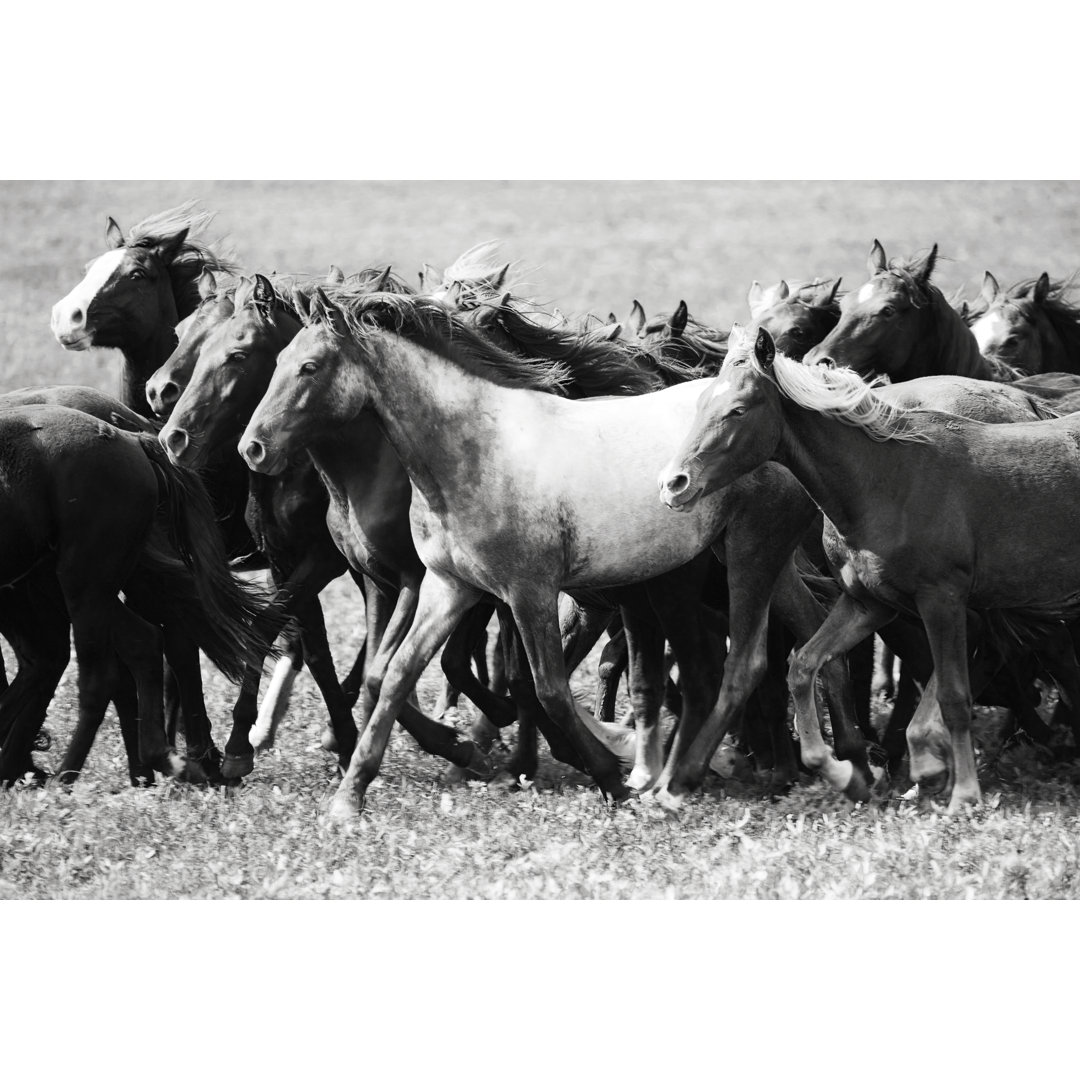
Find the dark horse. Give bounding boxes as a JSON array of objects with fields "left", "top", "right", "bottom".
[
  {"left": 0, "top": 406, "right": 270, "bottom": 786},
  {"left": 660, "top": 328, "right": 1080, "bottom": 813},
  {"left": 803, "top": 241, "right": 1018, "bottom": 382}
]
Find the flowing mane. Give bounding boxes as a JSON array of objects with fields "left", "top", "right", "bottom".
[
  {"left": 124, "top": 201, "right": 240, "bottom": 317},
  {"left": 425, "top": 241, "right": 529, "bottom": 308},
  {"left": 730, "top": 331, "right": 928, "bottom": 443},
  {"left": 316, "top": 288, "right": 578, "bottom": 395},
  {"left": 642, "top": 314, "right": 729, "bottom": 383},
  {"left": 466, "top": 299, "right": 666, "bottom": 397}
]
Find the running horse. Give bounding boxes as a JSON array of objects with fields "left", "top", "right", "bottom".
[
  {"left": 747, "top": 278, "right": 843, "bottom": 361},
  {"left": 0, "top": 405, "right": 269, "bottom": 786},
  {"left": 659, "top": 327, "right": 1080, "bottom": 812},
  {"left": 239, "top": 290, "right": 877, "bottom": 821},
  {"left": 803, "top": 240, "right": 1018, "bottom": 382}
]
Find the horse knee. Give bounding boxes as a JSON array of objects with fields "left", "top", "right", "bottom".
[{"left": 787, "top": 647, "right": 817, "bottom": 700}]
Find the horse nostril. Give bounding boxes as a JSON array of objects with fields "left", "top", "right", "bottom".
[
  {"left": 163, "top": 427, "right": 189, "bottom": 460},
  {"left": 160, "top": 381, "right": 180, "bottom": 406},
  {"left": 71, "top": 308, "right": 84, "bottom": 326},
  {"left": 667, "top": 472, "right": 691, "bottom": 495},
  {"left": 243, "top": 439, "right": 266, "bottom": 466}
]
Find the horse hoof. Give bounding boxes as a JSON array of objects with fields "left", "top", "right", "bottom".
[
  {"left": 842, "top": 764, "right": 876, "bottom": 804},
  {"left": 327, "top": 792, "right": 363, "bottom": 825},
  {"left": 649, "top": 785, "right": 684, "bottom": 813},
  {"left": 442, "top": 764, "right": 470, "bottom": 786},
  {"left": 462, "top": 744, "right": 494, "bottom": 781},
  {"left": 627, "top": 767, "right": 659, "bottom": 792},
  {"left": 320, "top": 729, "right": 339, "bottom": 753},
  {"left": 222, "top": 753, "right": 254, "bottom": 780},
  {"left": 182, "top": 757, "right": 209, "bottom": 785}
]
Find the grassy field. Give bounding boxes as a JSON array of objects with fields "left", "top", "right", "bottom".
[{"left": 3, "top": 179, "right": 1080, "bottom": 899}]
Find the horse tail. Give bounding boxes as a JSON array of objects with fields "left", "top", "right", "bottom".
[{"left": 134, "top": 434, "right": 283, "bottom": 683}]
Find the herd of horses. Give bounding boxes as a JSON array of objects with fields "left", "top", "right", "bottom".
[{"left": 5, "top": 200, "right": 1080, "bottom": 824}]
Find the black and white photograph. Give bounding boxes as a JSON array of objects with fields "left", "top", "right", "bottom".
[{"left": 4, "top": 178, "right": 1080, "bottom": 902}]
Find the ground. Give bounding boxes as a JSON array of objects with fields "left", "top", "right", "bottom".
[{"left": 2, "top": 179, "right": 1080, "bottom": 899}]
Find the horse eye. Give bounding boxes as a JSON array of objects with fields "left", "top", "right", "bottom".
[
  {"left": 129, "top": 268, "right": 148, "bottom": 281},
  {"left": 880, "top": 305, "right": 895, "bottom": 318},
  {"left": 227, "top": 351, "right": 246, "bottom": 364},
  {"left": 726, "top": 406, "right": 747, "bottom": 418},
  {"left": 299, "top": 361, "right": 318, "bottom": 376},
  {"left": 789, "top": 327, "right": 806, "bottom": 341}
]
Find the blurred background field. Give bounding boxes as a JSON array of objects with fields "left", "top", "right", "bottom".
[{"left": 4, "top": 179, "right": 1080, "bottom": 899}]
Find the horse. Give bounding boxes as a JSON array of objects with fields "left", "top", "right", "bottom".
[
  {"left": 967, "top": 270, "right": 1080, "bottom": 376},
  {"left": 157, "top": 272, "right": 491, "bottom": 781},
  {"left": 238, "top": 289, "right": 877, "bottom": 821},
  {"left": 658, "top": 326, "right": 1080, "bottom": 812},
  {"left": 747, "top": 278, "right": 843, "bottom": 361},
  {"left": 802, "top": 240, "right": 1018, "bottom": 382},
  {"left": 0, "top": 405, "right": 270, "bottom": 786},
  {"left": 48, "top": 205, "right": 254, "bottom": 778}
]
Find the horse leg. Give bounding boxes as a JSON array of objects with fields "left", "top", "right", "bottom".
[
  {"left": 507, "top": 587, "right": 629, "bottom": 801},
  {"left": 770, "top": 557, "right": 877, "bottom": 789},
  {"left": 293, "top": 595, "right": 358, "bottom": 770},
  {"left": 874, "top": 643, "right": 897, "bottom": 700},
  {"left": 329, "top": 572, "right": 484, "bottom": 822},
  {"left": 880, "top": 663, "right": 921, "bottom": 773},
  {"left": 339, "top": 569, "right": 369, "bottom": 709},
  {"left": 0, "top": 586, "right": 70, "bottom": 785},
  {"left": 440, "top": 600, "right": 516, "bottom": 730},
  {"left": 111, "top": 665, "right": 155, "bottom": 786},
  {"left": 786, "top": 592, "right": 895, "bottom": 801},
  {"left": 849, "top": 635, "right": 877, "bottom": 742},
  {"left": 912, "top": 592, "right": 980, "bottom": 811},
  {"left": 619, "top": 602, "right": 666, "bottom": 791},
  {"left": 595, "top": 627, "right": 629, "bottom": 725}
]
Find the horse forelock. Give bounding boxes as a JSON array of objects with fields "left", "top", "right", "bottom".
[{"left": 123, "top": 202, "right": 239, "bottom": 317}]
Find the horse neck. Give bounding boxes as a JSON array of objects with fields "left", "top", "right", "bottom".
[
  {"left": 358, "top": 333, "right": 505, "bottom": 513},
  {"left": 306, "top": 410, "right": 410, "bottom": 519},
  {"left": 121, "top": 321, "right": 178, "bottom": 418},
  {"left": 773, "top": 396, "right": 910, "bottom": 538},
  {"left": 924, "top": 294, "right": 998, "bottom": 381}
]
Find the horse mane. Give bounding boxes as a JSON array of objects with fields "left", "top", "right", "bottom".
[
  {"left": 642, "top": 315, "right": 729, "bottom": 383},
  {"left": 731, "top": 333, "right": 928, "bottom": 443},
  {"left": 234, "top": 274, "right": 302, "bottom": 328},
  {"left": 124, "top": 201, "right": 240, "bottom": 318},
  {"left": 471, "top": 301, "right": 665, "bottom": 397},
  {"left": 318, "top": 287, "right": 577, "bottom": 395},
  {"left": 434, "top": 241, "right": 529, "bottom": 305}
]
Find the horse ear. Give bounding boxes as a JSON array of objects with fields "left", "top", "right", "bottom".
[
  {"left": 728, "top": 322, "right": 747, "bottom": 352},
  {"left": 197, "top": 268, "right": 216, "bottom": 300},
  {"left": 327, "top": 264, "right": 345, "bottom": 284},
  {"left": 154, "top": 227, "right": 189, "bottom": 265},
  {"left": 868, "top": 239, "right": 888, "bottom": 275},
  {"left": 628, "top": 299, "right": 646, "bottom": 338},
  {"left": 599, "top": 322, "right": 622, "bottom": 342},
  {"left": 253, "top": 273, "right": 275, "bottom": 305},
  {"left": 823, "top": 277, "right": 842, "bottom": 306},
  {"left": 492, "top": 263, "right": 511, "bottom": 289},
  {"left": 419, "top": 263, "right": 440, "bottom": 292},
  {"left": 293, "top": 287, "right": 312, "bottom": 322},
  {"left": 443, "top": 280, "right": 462, "bottom": 309},
  {"left": 957, "top": 300, "right": 969, "bottom": 320},
  {"left": 747, "top": 281, "right": 765, "bottom": 317},
  {"left": 1034, "top": 271, "right": 1051, "bottom": 305},
  {"left": 981, "top": 270, "right": 1000, "bottom": 306},
  {"left": 607, "top": 312, "right": 618, "bottom": 324},
  {"left": 374, "top": 266, "right": 393, "bottom": 292},
  {"left": 755, "top": 326, "right": 777, "bottom": 368},
  {"left": 916, "top": 243, "right": 939, "bottom": 284},
  {"left": 105, "top": 216, "right": 125, "bottom": 248},
  {"left": 776, "top": 280, "right": 790, "bottom": 301},
  {"left": 668, "top": 300, "right": 689, "bottom": 338}
]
